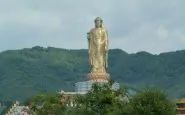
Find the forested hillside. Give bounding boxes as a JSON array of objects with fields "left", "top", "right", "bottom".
[{"left": 0, "top": 46, "right": 185, "bottom": 102}]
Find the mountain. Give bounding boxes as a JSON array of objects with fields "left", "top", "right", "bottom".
[{"left": 0, "top": 46, "right": 185, "bottom": 102}]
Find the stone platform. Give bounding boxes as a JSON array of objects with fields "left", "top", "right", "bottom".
[
  {"left": 75, "top": 81, "right": 120, "bottom": 93},
  {"left": 75, "top": 72, "right": 119, "bottom": 94}
]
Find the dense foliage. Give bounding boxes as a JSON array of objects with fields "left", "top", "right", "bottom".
[
  {"left": 26, "top": 81, "right": 176, "bottom": 115},
  {"left": 75, "top": 81, "right": 129, "bottom": 115},
  {"left": 129, "top": 88, "right": 176, "bottom": 115},
  {"left": 0, "top": 46, "right": 185, "bottom": 102},
  {"left": 25, "top": 92, "right": 66, "bottom": 115}
]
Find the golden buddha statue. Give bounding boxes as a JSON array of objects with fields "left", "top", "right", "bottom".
[{"left": 87, "top": 17, "right": 109, "bottom": 81}]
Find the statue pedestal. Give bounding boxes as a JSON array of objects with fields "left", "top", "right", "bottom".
[
  {"left": 87, "top": 72, "right": 110, "bottom": 82},
  {"left": 74, "top": 72, "right": 119, "bottom": 93},
  {"left": 75, "top": 81, "right": 120, "bottom": 93}
]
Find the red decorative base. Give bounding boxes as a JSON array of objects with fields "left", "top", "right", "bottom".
[{"left": 87, "top": 72, "right": 110, "bottom": 82}]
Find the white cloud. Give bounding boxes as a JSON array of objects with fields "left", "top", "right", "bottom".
[
  {"left": 0, "top": 10, "right": 62, "bottom": 31},
  {"left": 0, "top": 0, "right": 185, "bottom": 54},
  {"left": 156, "top": 25, "right": 169, "bottom": 39}
]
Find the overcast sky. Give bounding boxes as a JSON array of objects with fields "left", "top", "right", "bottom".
[{"left": 0, "top": 0, "right": 185, "bottom": 54}]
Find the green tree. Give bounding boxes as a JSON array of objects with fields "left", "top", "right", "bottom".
[
  {"left": 75, "top": 80, "right": 130, "bottom": 115},
  {"left": 25, "top": 92, "right": 66, "bottom": 115},
  {"left": 129, "top": 88, "right": 176, "bottom": 115}
]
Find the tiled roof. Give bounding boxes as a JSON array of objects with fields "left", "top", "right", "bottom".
[
  {"left": 177, "top": 98, "right": 185, "bottom": 104},
  {"left": 176, "top": 108, "right": 185, "bottom": 110}
]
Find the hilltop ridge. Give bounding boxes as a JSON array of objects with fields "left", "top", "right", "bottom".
[{"left": 0, "top": 46, "right": 185, "bottom": 101}]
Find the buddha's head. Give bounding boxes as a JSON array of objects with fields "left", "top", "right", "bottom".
[{"left": 94, "top": 17, "right": 103, "bottom": 28}]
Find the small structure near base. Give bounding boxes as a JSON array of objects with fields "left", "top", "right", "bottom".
[{"left": 176, "top": 98, "right": 185, "bottom": 115}]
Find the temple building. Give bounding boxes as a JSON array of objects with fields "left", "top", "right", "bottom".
[
  {"left": 59, "top": 91, "right": 86, "bottom": 107},
  {"left": 176, "top": 98, "right": 185, "bottom": 115}
]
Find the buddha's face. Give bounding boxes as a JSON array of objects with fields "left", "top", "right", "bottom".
[{"left": 95, "top": 20, "right": 102, "bottom": 28}]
